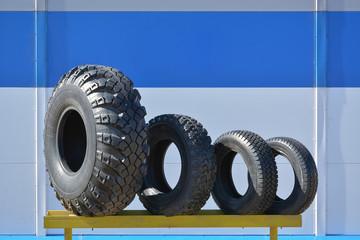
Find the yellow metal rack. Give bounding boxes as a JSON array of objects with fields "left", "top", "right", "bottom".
[{"left": 44, "top": 210, "right": 302, "bottom": 240}]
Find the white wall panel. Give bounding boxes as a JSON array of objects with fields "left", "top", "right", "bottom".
[
  {"left": 0, "top": 0, "right": 34, "bottom": 11},
  {"left": 140, "top": 88, "right": 314, "bottom": 150},
  {"left": 327, "top": 163, "right": 360, "bottom": 234},
  {"left": 0, "top": 88, "right": 35, "bottom": 164},
  {"left": 327, "top": 0, "right": 360, "bottom": 11},
  {"left": 0, "top": 164, "right": 35, "bottom": 234},
  {"left": 46, "top": 0, "right": 314, "bottom": 11},
  {"left": 327, "top": 88, "right": 360, "bottom": 164}
]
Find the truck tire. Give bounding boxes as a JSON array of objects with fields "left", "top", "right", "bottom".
[
  {"left": 212, "top": 131, "right": 278, "bottom": 214},
  {"left": 44, "top": 65, "right": 149, "bottom": 217},
  {"left": 265, "top": 137, "right": 318, "bottom": 214},
  {"left": 139, "top": 114, "right": 216, "bottom": 216}
]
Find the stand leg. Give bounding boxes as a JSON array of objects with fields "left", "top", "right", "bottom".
[
  {"left": 65, "top": 228, "right": 72, "bottom": 240},
  {"left": 270, "top": 227, "right": 277, "bottom": 240}
]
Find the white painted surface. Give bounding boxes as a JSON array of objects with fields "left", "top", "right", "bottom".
[
  {"left": 0, "top": 164, "right": 35, "bottom": 234},
  {"left": 0, "top": 88, "right": 35, "bottom": 164},
  {"left": 327, "top": 88, "right": 360, "bottom": 164},
  {"left": 45, "top": 0, "right": 314, "bottom": 11},
  {"left": 327, "top": 163, "right": 360, "bottom": 234},
  {"left": 0, "top": 0, "right": 34, "bottom": 11},
  {"left": 327, "top": 0, "right": 360, "bottom": 11}
]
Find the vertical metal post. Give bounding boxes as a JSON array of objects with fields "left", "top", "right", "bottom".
[
  {"left": 35, "top": 0, "right": 48, "bottom": 236},
  {"left": 270, "top": 227, "right": 278, "bottom": 240},
  {"left": 314, "top": 0, "right": 327, "bottom": 237},
  {"left": 64, "top": 228, "right": 72, "bottom": 240}
]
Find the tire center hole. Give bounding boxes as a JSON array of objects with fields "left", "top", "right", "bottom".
[
  {"left": 163, "top": 143, "right": 182, "bottom": 189},
  {"left": 58, "top": 109, "right": 87, "bottom": 173},
  {"left": 231, "top": 154, "right": 249, "bottom": 196},
  {"left": 275, "top": 155, "right": 295, "bottom": 200}
]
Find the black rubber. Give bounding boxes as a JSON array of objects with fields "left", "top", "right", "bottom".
[
  {"left": 139, "top": 114, "right": 216, "bottom": 216},
  {"left": 265, "top": 137, "right": 318, "bottom": 214},
  {"left": 44, "top": 65, "right": 149, "bottom": 217},
  {"left": 212, "top": 130, "right": 278, "bottom": 215}
]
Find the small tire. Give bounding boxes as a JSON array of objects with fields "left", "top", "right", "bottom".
[
  {"left": 139, "top": 114, "right": 216, "bottom": 216},
  {"left": 212, "top": 130, "right": 278, "bottom": 214},
  {"left": 265, "top": 137, "right": 318, "bottom": 214},
  {"left": 44, "top": 65, "right": 149, "bottom": 217}
]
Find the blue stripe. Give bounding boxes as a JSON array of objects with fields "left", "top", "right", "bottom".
[
  {"left": 46, "top": 11, "right": 314, "bottom": 88},
  {"left": 315, "top": 11, "right": 327, "bottom": 88},
  {"left": 35, "top": 11, "right": 47, "bottom": 88},
  {"left": 2, "top": 11, "right": 360, "bottom": 88},
  {"left": 0, "top": 12, "right": 34, "bottom": 87},
  {"left": 327, "top": 12, "right": 360, "bottom": 87}
]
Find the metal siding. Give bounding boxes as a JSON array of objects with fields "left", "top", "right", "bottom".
[
  {"left": 0, "top": 12, "right": 34, "bottom": 87},
  {"left": 327, "top": 0, "right": 360, "bottom": 11},
  {"left": 327, "top": 88, "right": 360, "bottom": 164},
  {"left": 0, "top": 164, "right": 35, "bottom": 234},
  {"left": 46, "top": 0, "right": 314, "bottom": 12},
  {"left": 0, "top": 88, "right": 35, "bottom": 164},
  {"left": 327, "top": 12, "right": 360, "bottom": 87},
  {"left": 327, "top": 163, "right": 360, "bottom": 234},
  {"left": 0, "top": 0, "right": 34, "bottom": 11},
  {"left": 46, "top": 12, "right": 314, "bottom": 88}
]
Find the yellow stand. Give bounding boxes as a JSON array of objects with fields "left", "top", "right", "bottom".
[{"left": 44, "top": 210, "right": 301, "bottom": 240}]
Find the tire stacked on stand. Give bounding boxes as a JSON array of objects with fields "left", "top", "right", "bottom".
[
  {"left": 138, "top": 114, "right": 217, "bottom": 216},
  {"left": 44, "top": 65, "right": 149, "bottom": 217}
]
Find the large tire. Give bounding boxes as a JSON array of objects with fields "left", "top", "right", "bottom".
[
  {"left": 212, "top": 131, "right": 278, "bottom": 214},
  {"left": 265, "top": 137, "right": 318, "bottom": 214},
  {"left": 44, "top": 65, "right": 149, "bottom": 217},
  {"left": 139, "top": 114, "right": 216, "bottom": 216}
]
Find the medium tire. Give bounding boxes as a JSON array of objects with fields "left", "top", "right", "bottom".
[
  {"left": 212, "top": 130, "right": 278, "bottom": 214},
  {"left": 265, "top": 137, "right": 318, "bottom": 214},
  {"left": 139, "top": 114, "right": 216, "bottom": 216},
  {"left": 44, "top": 65, "right": 149, "bottom": 217}
]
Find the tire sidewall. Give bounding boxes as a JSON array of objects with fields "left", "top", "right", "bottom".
[
  {"left": 44, "top": 84, "right": 96, "bottom": 199},
  {"left": 142, "top": 120, "right": 190, "bottom": 211},
  {"left": 266, "top": 139, "right": 307, "bottom": 213},
  {"left": 213, "top": 134, "right": 259, "bottom": 213}
]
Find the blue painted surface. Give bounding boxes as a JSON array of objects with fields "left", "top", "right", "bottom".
[
  {"left": 1, "top": 236, "right": 360, "bottom": 240},
  {"left": 46, "top": 11, "right": 314, "bottom": 88},
  {"left": 1, "top": 11, "right": 360, "bottom": 88},
  {"left": 327, "top": 12, "right": 360, "bottom": 87},
  {"left": 315, "top": 11, "right": 327, "bottom": 88},
  {"left": 35, "top": 11, "right": 47, "bottom": 88},
  {"left": 0, "top": 12, "right": 34, "bottom": 87}
]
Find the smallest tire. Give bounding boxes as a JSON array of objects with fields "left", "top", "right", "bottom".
[{"left": 265, "top": 137, "right": 318, "bottom": 214}]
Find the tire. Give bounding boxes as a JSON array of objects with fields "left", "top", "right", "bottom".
[
  {"left": 265, "top": 137, "right": 318, "bottom": 214},
  {"left": 44, "top": 65, "right": 149, "bottom": 217},
  {"left": 212, "top": 130, "right": 278, "bottom": 214},
  {"left": 139, "top": 114, "right": 216, "bottom": 216}
]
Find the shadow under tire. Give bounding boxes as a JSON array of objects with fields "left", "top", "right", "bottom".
[
  {"left": 265, "top": 137, "right": 318, "bottom": 214},
  {"left": 212, "top": 130, "right": 278, "bottom": 214},
  {"left": 44, "top": 65, "right": 149, "bottom": 217},
  {"left": 139, "top": 114, "right": 216, "bottom": 216}
]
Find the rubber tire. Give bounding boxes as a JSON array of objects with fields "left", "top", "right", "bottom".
[
  {"left": 139, "top": 114, "right": 216, "bottom": 216},
  {"left": 265, "top": 137, "right": 318, "bottom": 214},
  {"left": 44, "top": 65, "right": 149, "bottom": 217},
  {"left": 212, "top": 130, "right": 278, "bottom": 214}
]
